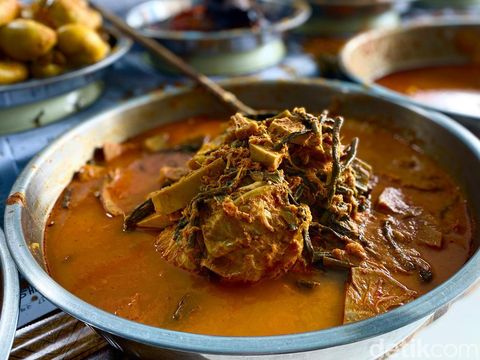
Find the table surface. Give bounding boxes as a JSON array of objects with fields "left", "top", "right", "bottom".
[
  {"left": 391, "top": 286, "right": 480, "bottom": 360},
  {"left": 2, "top": 4, "right": 480, "bottom": 359}
]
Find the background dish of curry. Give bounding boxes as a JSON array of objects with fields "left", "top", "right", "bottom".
[
  {"left": 125, "top": 0, "right": 310, "bottom": 75},
  {"left": 4, "top": 79, "right": 480, "bottom": 359},
  {"left": 300, "top": 0, "right": 409, "bottom": 36},
  {"left": 0, "top": 228, "right": 19, "bottom": 360},
  {"left": 340, "top": 20, "right": 480, "bottom": 133}
]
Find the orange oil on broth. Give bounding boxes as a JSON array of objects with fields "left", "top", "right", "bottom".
[
  {"left": 44, "top": 116, "right": 472, "bottom": 336},
  {"left": 376, "top": 64, "right": 480, "bottom": 117}
]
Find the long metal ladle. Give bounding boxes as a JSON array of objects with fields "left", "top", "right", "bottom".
[{"left": 91, "top": 3, "right": 265, "bottom": 116}]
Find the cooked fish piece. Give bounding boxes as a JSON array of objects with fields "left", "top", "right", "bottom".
[
  {"left": 344, "top": 267, "right": 417, "bottom": 323},
  {"left": 413, "top": 213, "right": 443, "bottom": 249},
  {"left": 99, "top": 152, "right": 192, "bottom": 217},
  {"left": 377, "top": 187, "right": 421, "bottom": 217},
  {"left": 96, "top": 142, "right": 138, "bottom": 163},
  {"left": 100, "top": 169, "right": 124, "bottom": 217}
]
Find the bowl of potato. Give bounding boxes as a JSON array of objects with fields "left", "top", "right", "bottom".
[{"left": 0, "top": 0, "right": 131, "bottom": 133}]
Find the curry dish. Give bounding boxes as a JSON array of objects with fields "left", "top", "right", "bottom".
[
  {"left": 44, "top": 109, "right": 473, "bottom": 336},
  {"left": 146, "top": 0, "right": 269, "bottom": 32},
  {"left": 376, "top": 64, "right": 480, "bottom": 118}
]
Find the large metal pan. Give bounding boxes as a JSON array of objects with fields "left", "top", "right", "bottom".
[
  {"left": 0, "top": 228, "right": 19, "bottom": 360},
  {"left": 4, "top": 79, "right": 480, "bottom": 359}
]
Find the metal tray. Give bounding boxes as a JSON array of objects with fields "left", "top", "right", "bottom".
[{"left": 0, "top": 228, "right": 19, "bottom": 360}]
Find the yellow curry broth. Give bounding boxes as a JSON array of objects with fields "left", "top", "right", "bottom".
[
  {"left": 44, "top": 116, "right": 472, "bottom": 336},
  {"left": 342, "top": 121, "right": 471, "bottom": 293},
  {"left": 376, "top": 64, "right": 480, "bottom": 118}
]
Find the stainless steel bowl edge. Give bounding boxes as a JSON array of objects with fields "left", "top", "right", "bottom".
[
  {"left": 0, "top": 228, "right": 19, "bottom": 360},
  {"left": 126, "top": 0, "right": 311, "bottom": 55},
  {"left": 339, "top": 19, "right": 480, "bottom": 131}
]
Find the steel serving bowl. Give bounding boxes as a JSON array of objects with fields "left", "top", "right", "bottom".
[
  {"left": 4, "top": 79, "right": 480, "bottom": 359},
  {"left": 300, "top": 0, "right": 411, "bottom": 36},
  {"left": 340, "top": 20, "right": 480, "bottom": 132},
  {"left": 126, "top": 0, "right": 310, "bottom": 54},
  {"left": 0, "top": 228, "right": 19, "bottom": 360},
  {"left": 0, "top": 26, "right": 132, "bottom": 108},
  {"left": 414, "top": 0, "right": 480, "bottom": 9},
  {"left": 126, "top": 0, "right": 310, "bottom": 75}
]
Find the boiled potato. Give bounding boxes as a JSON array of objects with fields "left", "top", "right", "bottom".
[
  {"left": 0, "top": 19, "right": 57, "bottom": 61},
  {"left": 31, "top": 62, "right": 64, "bottom": 78},
  {"left": 32, "top": 0, "right": 102, "bottom": 29},
  {"left": 57, "top": 24, "right": 109, "bottom": 65},
  {"left": 0, "top": 0, "right": 19, "bottom": 26},
  {"left": 0, "top": 60, "right": 28, "bottom": 84},
  {"left": 30, "top": 50, "right": 67, "bottom": 78}
]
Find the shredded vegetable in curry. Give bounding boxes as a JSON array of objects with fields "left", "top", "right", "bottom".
[{"left": 124, "top": 108, "right": 377, "bottom": 285}]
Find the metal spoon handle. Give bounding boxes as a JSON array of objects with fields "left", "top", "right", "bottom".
[{"left": 91, "top": 2, "right": 256, "bottom": 115}]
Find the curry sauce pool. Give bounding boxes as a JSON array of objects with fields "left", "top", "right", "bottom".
[
  {"left": 44, "top": 112, "right": 472, "bottom": 336},
  {"left": 376, "top": 64, "right": 480, "bottom": 118}
]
